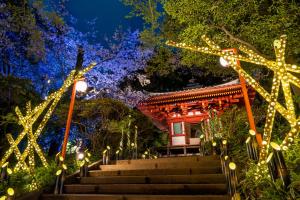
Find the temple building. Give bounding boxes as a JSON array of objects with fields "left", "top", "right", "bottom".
[{"left": 138, "top": 80, "right": 255, "bottom": 153}]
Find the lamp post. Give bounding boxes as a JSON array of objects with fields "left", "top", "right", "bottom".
[
  {"left": 219, "top": 48, "right": 262, "bottom": 147},
  {"left": 61, "top": 46, "right": 87, "bottom": 159},
  {"left": 61, "top": 79, "right": 87, "bottom": 159}
]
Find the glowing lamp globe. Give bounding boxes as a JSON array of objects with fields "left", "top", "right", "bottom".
[
  {"left": 229, "top": 162, "right": 236, "bottom": 170},
  {"left": 219, "top": 57, "right": 229, "bottom": 67},
  {"left": 7, "top": 188, "right": 14, "bottom": 196},
  {"left": 75, "top": 80, "right": 88, "bottom": 92},
  {"left": 77, "top": 152, "right": 84, "bottom": 160}
]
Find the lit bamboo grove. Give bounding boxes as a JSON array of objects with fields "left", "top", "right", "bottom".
[
  {"left": 0, "top": 62, "right": 97, "bottom": 173},
  {"left": 166, "top": 35, "right": 300, "bottom": 163}
]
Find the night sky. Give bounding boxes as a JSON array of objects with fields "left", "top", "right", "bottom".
[{"left": 66, "top": 0, "right": 143, "bottom": 43}]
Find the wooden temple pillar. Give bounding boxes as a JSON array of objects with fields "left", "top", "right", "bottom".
[{"left": 138, "top": 82, "right": 257, "bottom": 151}]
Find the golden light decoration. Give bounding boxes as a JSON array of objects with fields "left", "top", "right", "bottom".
[
  {"left": 0, "top": 62, "right": 97, "bottom": 173},
  {"left": 7, "top": 188, "right": 14, "bottom": 196},
  {"left": 166, "top": 35, "right": 300, "bottom": 162}
]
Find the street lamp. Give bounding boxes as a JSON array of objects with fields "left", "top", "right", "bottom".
[
  {"left": 61, "top": 79, "right": 88, "bottom": 159},
  {"left": 219, "top": 49, "right": 262, "bottom": 147},
  {"left": 219, "top": 57, "right": 230, "bottom": 67},
  {"left": 75, "top": 80, "right": 88, "bottom": 93},
  {"left": 61, "top": 46, "right": 86, "bottom": 159}
]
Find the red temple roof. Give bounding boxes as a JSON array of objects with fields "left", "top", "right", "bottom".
[
  {"left": 138, "top": 81, "right": 255, "bottom": 131},
  {"left": 141, "top": 83, "right": 244, "bottom": 105}
]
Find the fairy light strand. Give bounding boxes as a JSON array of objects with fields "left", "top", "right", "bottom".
[
  {"left": 0, "top": 62, "right": 97, "bottom": 173},
  {"left": 166, "top": 35, "right": 300, "bottom": 163}
]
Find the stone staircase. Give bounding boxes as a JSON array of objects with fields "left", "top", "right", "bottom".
[{"left": 41, "top": 155, "right": 230, "bottom": 200}]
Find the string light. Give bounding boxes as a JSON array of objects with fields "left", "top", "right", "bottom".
[
  {"left": 0, "top": 62, "right": 97, "bottom": 174},
  {"left": 166, "top": 35, "right": 300, "bottom": 163},
  {"left": 7, "top": 188, "right": 14, "bottom": 196}
]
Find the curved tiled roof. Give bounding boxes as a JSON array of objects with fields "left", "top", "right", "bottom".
[{"left": 140, "top": 83, "right": 244, "bottom": 105}]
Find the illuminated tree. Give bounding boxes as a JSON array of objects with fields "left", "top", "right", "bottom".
[
  {"left": 0, "top": 62, "right": 96, "bottom": 176},
  {"left": 167, "top": 34, "right": 299, "bottom": 164}
]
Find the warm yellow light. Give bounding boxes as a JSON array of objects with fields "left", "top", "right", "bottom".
[
  {"left": 2, "top": 162, "right": 8, "bottom": 168},
  {"left": 229, "top": 162, "right": 236, "bottom": 170},
  {"left": 245, "top": 137, "right": 251, "bottom": 144},
  {"left": 212, "top": 142, "right": 217, "bottom": 147},
  {"left": 59, "top": 156, "right": 64, "bottom": 162},
  {"left": 262, "top": 140, "right": 267, "bottom": 145},
  {"left": 270, "top": 142, "right": 281, "bottom": 151},
  {"left": 6, "top": 168, "right": 12, "bottom": 175},
  {"left": 62, "top": 164, "right": 67, "bottom": 170},
  {"left": 0, "top": 62, "right": 97, "bottom": 176},
  {"left": 222, "top": 140, "right": 227, "bottom": 145},
  {"left": 266, "top": 153, "right": 273, "bottom": 163},
  {"left": 0, "top": 195, "right": 7, "bottom": 200},
  {"left": 249, "top": 129, "right": 256, "bottom": 136},
  {"left": 166, "top": 35, "right": 300, "bottom": 164},
  {"left": 220, "top": 57, "right": 229, "bottom": 67},
  {"left": 7, "top": 188, "right": 14, "bottom": 196},
  {"left": 56, "top": 169, "right": 62, "bottom": 176},
  {"left": 79, "top": 161, "right": 85, "bottom": 167}
]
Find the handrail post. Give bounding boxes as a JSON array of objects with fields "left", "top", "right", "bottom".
[
  {"left": 0, "top": 163, "right": 15, "bottom": 199},
  {"left": 116, "top": 149, "right": 120, "bottom": 161},
  {"left": 267, "top": 153, "right": 277, "bottom": 182},
  {"left": 229, "top": 162, "right": 238, "bottom": 197},
  {"left": 199, "top": 135, "right": 205, "bottom": 156},
  {"left": 102, "top": 146, "right": 111, "bottom": 165},
  {"left": 54, "top": 155, "right": 66, "bottom": 194},
  {"left": 1, "top": 162, "right": 9, "bottom": 181},
  {"left": 102, "top": 150, "right": 107, "bottom": 165},
  {"left": 270, "top": 142, "right": 291, "bottom": 189},
  {"left": 212, "top": 141, "right": 217, "bottom": 155},
  {"left": 83, "top": 150, "right": 91, "bottom": 177}
]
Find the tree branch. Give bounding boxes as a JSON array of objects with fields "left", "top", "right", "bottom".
[{"left": 218, "top": 26, "right": 263, "bottom": 55}]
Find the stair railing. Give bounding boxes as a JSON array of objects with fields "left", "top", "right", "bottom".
[
  {"left": 245, "top": 130, "right": 291, "bottom": 190},
  {"left": 142, "top": 149, "right": 150, "bottom": 159},
  {"left": 267, "top": 142, "right": 291, "bottom": 190},
  {"left": 219, "top": 139, "right": 240, "bottom": 200},
  {"left": 54, "top": 155, "right": 67, "bottom": 194},
  {"left": 102, "top": 146, "right": 111, "bottom": 165},
  {"left": 0, "top": 162, "right": 15, "bottom": 200},
  {"left": 245, "top": 131, "right": 259, "bottom": 161},
  {"left": 80, "top": 149, "right": 91, "bottom": 177},
  {"left": 115, "top": 148, "right": 123, "bottom": 161},
  {"left": 199, "top": 135, "right": 205, "bottom": 156}
]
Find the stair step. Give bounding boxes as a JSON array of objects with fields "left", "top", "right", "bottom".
[
  {"left": 100, "top": 161, "right": 221, "bottom": 171},
  {"left": 41, "top": 194, "right": 231, "bottom": 200},
  {"left": 64, "top": 184, "right": 227, "bottom": 195},
  {"left": 89, "top": 167, "right": 222, "bottom": 176},
  {"left": 80, "top": 174, "right": 226, "bottom": 184},
  {"left": 116, "top": 156, "right": 219, "bottom": 165}
]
